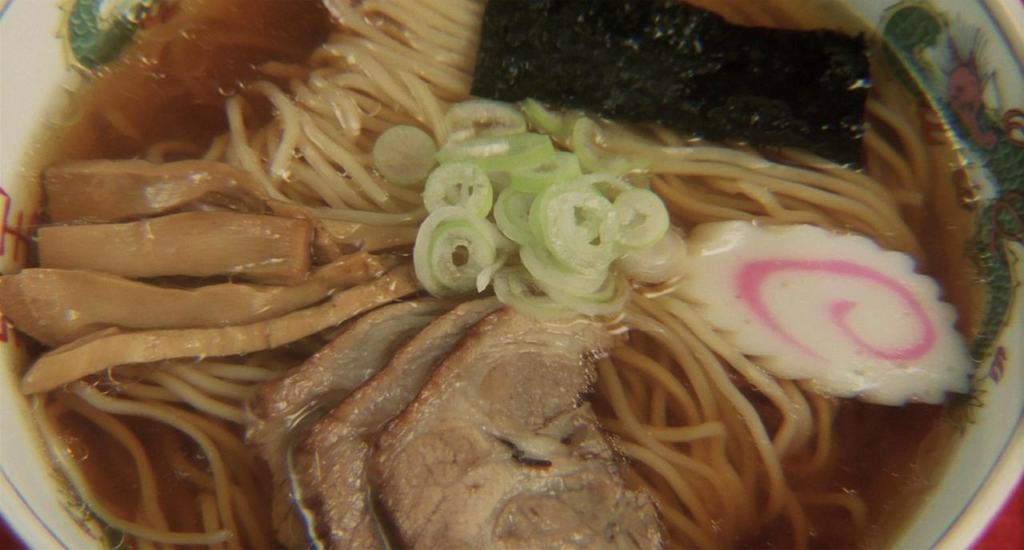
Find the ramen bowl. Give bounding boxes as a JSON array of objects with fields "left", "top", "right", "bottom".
[{"left": 1, "top": 0, "right": 1022, "bottom": 548}]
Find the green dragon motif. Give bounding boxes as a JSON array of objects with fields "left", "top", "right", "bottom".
[
  {"left": 881, "top": 1, "right": 1024, "bottom": 365},
  {"left": 62, "top": 0, "right": 164, "bottom": 69}
]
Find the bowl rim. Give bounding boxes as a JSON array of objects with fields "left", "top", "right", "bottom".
[
  {"left": 934, "top": 421, "right": 1024, "bottom": 549},
  {"left": 1, "top": 472, "right": 66, "bottom": 549},
  {"left": 927, "top": 0, "right": 1024, "bottom": 543},
  {"left": 0, "top": 0, "right": 1023, "bottom": 548}
]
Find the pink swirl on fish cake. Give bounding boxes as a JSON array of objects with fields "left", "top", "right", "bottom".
[{"left": 736, "top": 259, "right": 937, "bottom": 361}]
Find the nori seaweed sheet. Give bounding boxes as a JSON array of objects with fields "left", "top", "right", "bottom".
[{"left": 471, "top": 0, "right": 870, "bottom": 165}]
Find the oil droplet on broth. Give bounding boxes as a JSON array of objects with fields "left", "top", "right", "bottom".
[{"left": 65, "top": 436, "right": 90, "bottom": 462}]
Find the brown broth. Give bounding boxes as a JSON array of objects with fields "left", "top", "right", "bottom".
[
  {"left": 745, "top": 401, "right": 956, "bottom": 549},
  {"left": 38, "top": 0, "right": 330, "bottom": 165},
  {"left": 53, "top": 408, "right": 142, "bottom": 521}
]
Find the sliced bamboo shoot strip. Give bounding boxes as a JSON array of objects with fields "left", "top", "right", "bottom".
[
  {"left": 20, "top": 266, "right": 420, "bottom": 394},
  {"left": 0, "top": 252, "right": 398, "bottom": 347},
  {"left": 44, "top": 160, "right": 268, "bottom": 223},
  {"left": 38, "top": 212, "right": 313, "bottom": 285}
]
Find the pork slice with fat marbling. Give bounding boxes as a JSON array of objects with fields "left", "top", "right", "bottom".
[
  {"left": 294, "top": 297, "right": 503, "bottom": 549},
  {"left": 369, "top": 308, "right": 665, "bottom": 549},
  {"left": 246, "top": 299, "right": 451, "bottom": 547}
]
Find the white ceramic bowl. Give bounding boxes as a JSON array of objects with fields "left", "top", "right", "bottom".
[{"left": 1, "top": 0, "right": 1022, "bottom": 548}]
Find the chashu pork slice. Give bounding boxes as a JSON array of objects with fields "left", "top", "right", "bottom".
[
  {"left": 295, "top": 297, "right": 503, "bottom": 549},
  {"left": 369, "top": 308, "right": 665, "bottom": 549},
  {"left": 246, "top": 299, "right": 450, "bottom": 547}
]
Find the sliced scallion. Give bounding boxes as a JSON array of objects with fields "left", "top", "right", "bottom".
[
  {"left": 427, "top": 218, "right": 498, "bottom": 293},
  {"left": 521, "top": 99, "right": 582, "bottom": 146},
  {"left": 488, "top": 171, "right": 511, "bottom": 194},
  {"left": 572, "top": 118, "right": 650, "bottom": 175},
  {"left": 509, "top": 152, "right": 582, "bottom": 193},
  {"left": 531, "top": 179, "right": 620, "bottom": 272},
  {"left": 373, "top": 125, "right": 437, "bottom": 187},
  {"left": 520, "top": 244, "right": 608, "bottom": 296},
  {"left": 614, "top": 188, "right": 670, "bottom": 250},
  {"left": 494, "top": 187, "right": 536, "bottom": 246},
  {"left": 617, "top": 228, "right": 688, "bottom": 284},
  {"left": 476, "top": 251, "right": 509, "bottom": 292},
  {"left": 436, "top": 133, "right": 555, "bottom": 173},
  {"left": 406, "top": 98, "right": 679, "bottom": 320},
  {"left": 422, "top": 162, "right": 493, "bottom": 218},
  {"left": 492, "top": 266, "right": 578, "bottom": 322},
  {"left": 577, "top": 172, "right": 632, "bottom": 201},
  {"left": 414, "top": 207, "right": 497, "bottom": 296},
  {"left": 536, "top": 271, "right": 630, "bottom": 317},
  {"left": 446, "top": 99, "right": 527, "bottom": 143}
]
